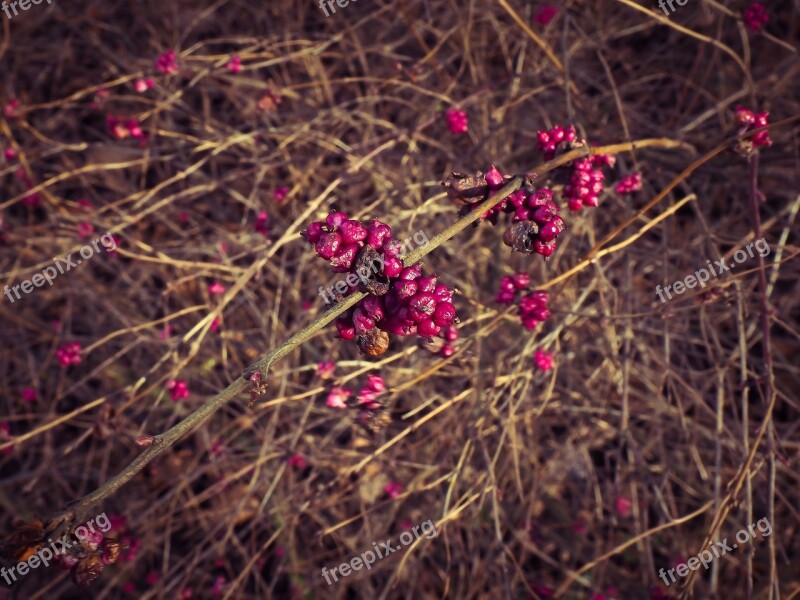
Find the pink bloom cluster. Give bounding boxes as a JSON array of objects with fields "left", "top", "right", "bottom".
[
  {"left": 495, "top": 272, "right": 530, "bottom": 304},
  {"left": 56, "top": 342, "right": 82, "bottom": 367},
  {"left": 445, "top": 108, "right": 468, "bottom": 135},
  {"left": 77, "top": 221, "right": 94, "bottom": 238},
  {"left": 358, "top": 374, "right": 385, "bottom": 409},
  {"left": 735, "top": 106, "right": 772, "bottom": 148},
  {"left": 155, "top": 50, "right": 179, "bottom": 74},
  {"left": 21, "top": 387, "right": 37, "bottom": 402},
  {"left": 302, "top": 212, "right": 458, "bottom": 352},
  {"left": 316, "top": 360, "right": 336, "bottom": 379},
  {"left": 166, "top": 379, "right": 189, "bottom": 401},
  {"left": 519, "top": 291, "right": 551, "bottom": 330},
  {"left": 208, "top": 281, "right": 226, "bottom": 295},
  {"left": 536, "top": 124, "right": 577, "bottom": 159},
  {"left": 384, "top": 481, "right": 403, "bottom": 498},
  {"left": 563, "top": 153, "right": 615, "bottom": 211},
  {"left": 615, "top": 172, "right": 642, "bottom": 195},
  {"left": 742, "top": 2, "right": 768, "bottom": 31},
  {"left": 534, "top": 350, "right": 554, "bottom": 371},
  {"left": 506, "top": 187, "right": 566, "bottom": 255},
  {"left": 226, "top": 55, "right": 241, "bottom": 73},
  {"left": 326, "top": 385, "right": 351, "bottom": 409},
  {"left": 439, "top": 325, "right": 458, "bottom": 358},
  {"left": 274, "top": 186, "right": 289, "bottom": 202},
  {"left": 287, "top": 453, "right": 307, "bottom": 469},
  {"left": 533, "top": 3, "right": 558, "bottom": 26}
]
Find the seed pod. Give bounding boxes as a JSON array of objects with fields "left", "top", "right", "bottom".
[
  {"left": 353, "top": 246, "right": 391, "bottom": 296},
  {"left": 442, "top": 172, "right": 489, "bottom": 205},
  {"left": 357, "top": 328, "right": 390, "bottom": 357},
  {"left": 101, "top": 539, "right": 121, "bottom": 565},
  {"left": 72, "top": 554, "right": 105, "bottom": 588},
  {"left": 503, "top": 221, "right": 539, "bottom": 254}
]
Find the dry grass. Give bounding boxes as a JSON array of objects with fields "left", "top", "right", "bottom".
[{"left": 1, "top": 0, "right": 799, "bottom": 598}]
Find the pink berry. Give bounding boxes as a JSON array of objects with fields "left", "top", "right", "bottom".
[
  {"left": 326, "top": 211, "right": 348, "bottom": 228},
  {"left": 408, "top": 293, "right": 437, "bottom": 322},
  {"left": 315, "top": 231, "right": 341, "bottom": 260},
  {"left": 382, "top": 256, "right": 404, "bottom": 278},
  {"left": 339, "top": 220, "right": 367, "bottom": 244},
  {"left": 485, "top": 165, "right": 504, "bottom": 188},
  {"left": 433, "top": 301, "right": 456, "bottom": 327},
  {"left": 417, "top": 318, "right": 441, "bottom": 337}
]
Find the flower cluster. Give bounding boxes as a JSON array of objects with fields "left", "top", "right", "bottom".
[
  {"left": 226, "top": 55, "right": 241, "bottom": 73},
  {"left": 563, "top": 153, "right": 615, "bottom": 211},
  {"left": 445, "top": 108, "right": 468, "bottom": 135},
  {"left": 615, "top": 173, "right": 642, "bottom": 195},
  {"left": 742, "top": 2, "right": 768, "bottom": 31},
  {"left": 536, "top": 124, "right": 577, "bottom": 159},
  {"left": 155, "top": 50, "right": 179, "bottom": 74},
  {"left": 303, "top": 212, "right": 457, "bottom": 356},
  {"left": 324, "top": 374, "right": 391, "bottom": 431},
  {"left": 534, "top": 350, "right": 554, "bottom": 371},
  {"left": 134, "top": 78, "right": 154, "bottom": 93},
  {"left": 734, "top": 106, "right": 771, "bottom": 150},
  {"left": 56, "top": 342, "right": 82, "bottom": 367},
  {"left": 55, "top": 528, "right": 123, "bottom": 587}
]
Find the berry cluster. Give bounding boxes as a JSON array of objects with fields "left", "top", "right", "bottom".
[
  {"left": 55, "top": 527, "right": 123, "bottom": 588},
  {"left": 155, "top": 50, "right": 179, "bottom": 75},
  {"left": 615, "top": 173, "right": 643, "bottom": 195},
  {"left": 106, "top": 116, "right": 147, "bottom": 144},
  {"left": 56, "top": 342, "right": 82, "bottom": 367},
  {"left": 303, "top": 212, "right": 457, "bottom": 356},
  {"left": 445, "top": 108, "right": 469, "bottom": 135},
  {"left": 536, "top": 124, "right": 577, "bottom": 159},
  {"left": 325, "top": 374, "right": 390, "bottom": 432},
  {"left": 495, "top": 272, "right": 531, "bottom": 304},
  {"left": 444, "top": 168, "right": 566, "bottom": 257},
  {"left": 439, "top": 325, "right": 459, "bottom": 358},
  {"left": 742, "top": 2, "right": 768, "bottom": 31},
  {"left": 563, "top": 153, "right": 615, "bottom": 211},
  {"left": 494, "top": 275, "right": 551, "bottom": 330},
  {"left": 734, "top": 106, "right": 772, "bottom": 149}
]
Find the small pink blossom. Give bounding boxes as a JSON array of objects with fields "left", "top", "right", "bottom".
[
  {"left": 208, "top": 281, "right": 226, "bottom": 295},
  {"left": 166, "top": 379, "right": 190, "bottom": 401},
  {"left": 326, "top": 386, "right": 351, "bottom": 409},
  {"left": 226, "top": 55, "right": 241, "bottom": 73},
  {"left": 287, "top": 453, "right": 307, "bottom": 469},
  {"left": 533, "top": 3, "right": 558, "bottom": 26},
  {"left": 77, "top": 221, "right": 94, "bottom": 239},
  {"left": 56, "top": 342, "right": 82, "bottom": 367},
  {"left": 21, "top": 387, "right": 37, "bottom": 402},
  {"left": 534, "top": 350, "right": 554, "bottom": 372},
  {"left": 3, "top": 147, "right": 17, "bottom": 161},
  {"left": 615, "top": 496, "right": 633, "bottom": 518},
  {"left": 316, "top": 361, "right": 336, "bottom": 379},
  {"left": 77, "top": 198, "right": 93, "bottom": 210},
  {"left": 384, "top": 481, "right": 403, "bottom": 499},
  {"left": 159, "top": 324, "right": 174, "bottom": 339},
  {"left": 274, "top": 186, "right": 289, "bottom": 202},
  {"left": 444, "top": 108, "right": 468, "bottom": 135},
  {"left": 210, "top": 316, "right": 221, "bottom": 333},
  {"left": 155, "top": 50, "right": 179, "bottom": 74},
  {"left": 0, "top": 423, "right": 13, "bottom": 457}
]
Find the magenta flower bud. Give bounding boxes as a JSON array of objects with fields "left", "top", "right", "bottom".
[
  {"left": 568, "top": 198, "right": 583, "bottom": 211},
  {"left": 417, "top": 275, "right": 438, "bottom": 293},
  {"left": 533, "top": 306, "right": 551, "bottom": 321},
  {"left": 339, "top": 220, "right": 367, "bottom": 244},
  {"left": 417, "top": 318, "right": 441, "bottom": 338},
  {"left": 735, "top": 106, "right": 755, "bottom": 125},
  {"left": 512, "top": 272, "right": 530, "bottom": 289},
  {"left": 393, "top": 279, "right": 418, "bottom": 299},
  {"left": 303, "top": 221, "right": 323, "bottom": 244},
  {"left": 315, "top": 231, "right": 341, "bottom": 259},
  {"left": 565, "top": 126, "right": 577, "bottom": 142},
  {"left": 326, "top": 211, "right": 348, "bottom": 228},
  {"left": 330, "top": 243, "right": 359, "bottom": 272},
  {"left": 365, "top": 374, "right": 385, "bottom": 392},
  {"left": 528, "top": 189, "right": 552, "bottom": 207},
  {"left": 584, "top": 194, "right": 599, "bottom": 207},
  {"left": 336, "top": 317, "right": 356, "bottom": 340},
  {"left": 408, "top": 292, "right": 437, "bottom": 322},
  {"left": 536, "top": 131, "right": 550, "bottom": 146},
  {"left": 485, "top": 165, "right": 504, "bottom": 188},
  {"left": 432, "top": 301, "right": 456, "bottom": 327},
  {"left": 551, "top": 126, "right": 565, "bottom": 142},
  {"left": 534, "top": 239, "right": 557, "bottom": 257},
  {"left": 532, "top": 203, "right": 558, "bottom": 224},
  {"left": 440, "top": 344, "right": 455, "bottom": 357},
  {"left": 399, "top": 264, "right": 422, "bottom": 280},
  {"left": 383, "top": 256, "right": 403, "bottom": 278}
]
